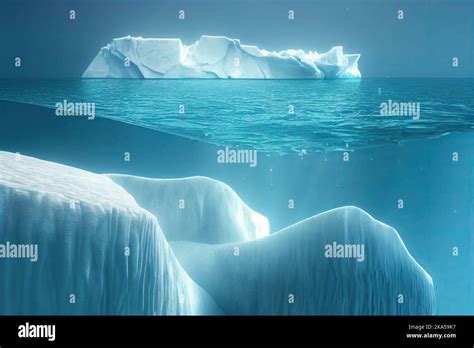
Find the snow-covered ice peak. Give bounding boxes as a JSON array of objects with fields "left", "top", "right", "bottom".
[{"left": 83, "top": 35, "right": 361, "bottom": 79}]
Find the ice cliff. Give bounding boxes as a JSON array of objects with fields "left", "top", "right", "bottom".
[
  {"left": 0, "top": 151, "right": 221, "bottom": 315},
  {"left": 82, "top": 35, "right": 361, "bottom": 79},
  {"left": 106, "top": 174, "right": 269, "bottom": 244}
]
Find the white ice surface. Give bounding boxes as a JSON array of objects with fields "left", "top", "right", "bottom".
[{"left": 83, "top": 35, "right": 361, "bottom": 79}]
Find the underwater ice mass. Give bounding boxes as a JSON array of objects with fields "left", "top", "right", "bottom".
[
  {"left": 0, "top": 151, "right": 435, "bottom": 315},
  {"left": 83, "top": 35, "right": 361, "bottom": 79}
]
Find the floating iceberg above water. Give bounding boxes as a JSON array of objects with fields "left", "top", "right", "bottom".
[
  {"left": 83, "top": 35, "right": 361, "bottom": 79},
  {"left": 0, "top": 152, "right": 433, "bottom": 315}
]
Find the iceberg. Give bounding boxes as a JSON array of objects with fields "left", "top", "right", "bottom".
[
  {"left": 0, "top": 151, "right": 221, "bottom": 315},
  {"left": 0, "top": 152, "right": 434, "bottom": 315},
  {"left": 171, "top": 206, "right": 435, "bottom": 315},
  {"left": 82, "top": 35, "right": 361, "bottom": 79},
  {"left": 106, "top": 174, "right": 269, "bottom": 244}
]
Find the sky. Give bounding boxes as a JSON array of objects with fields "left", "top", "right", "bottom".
[{"left": 0, "top": 0, "right": 473, "bottom": 78}]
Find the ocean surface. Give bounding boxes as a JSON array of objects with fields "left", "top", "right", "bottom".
[
  {"left": 0, "top": 78, "right": 473, "bottom": 154},
  {"left": 0, "top": 78, "right": 473, "bottom": 315}
]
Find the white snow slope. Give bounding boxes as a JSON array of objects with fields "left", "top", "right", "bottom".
[
  {"left": 82, "top": 35, "right": 361, "bottom": 79},
  {"left": 0, "top": 151, "right": 221, "bottom": 315}
]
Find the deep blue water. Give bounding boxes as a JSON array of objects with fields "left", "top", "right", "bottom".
[
  {"left": 0, "top": 78, "right": 473, "bottom": 153},
  {"left": 0, "top": 78, "right": 472, "bottom": 315}
]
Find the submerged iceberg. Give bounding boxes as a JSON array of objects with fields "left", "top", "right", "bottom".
[
  {"left": 83, "top": 35, "right": 361, "bottom": 79},
  {"left": 0, "top": 151, "right": 221, "bottom": 315},
  {"left": 171, "top": 206, "right": 436, "bottom": 315},
  {"left": 106, "top": 174, "right": 269, "bottom": 244},
  {"left": 0, "top": 152, "right": 433, "bottom": 315}
]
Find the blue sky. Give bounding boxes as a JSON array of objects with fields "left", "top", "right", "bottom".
[{"left": 1, "top": 0, "right": 473, "bottom": 78}]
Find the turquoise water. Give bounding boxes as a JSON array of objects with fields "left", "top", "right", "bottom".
[
  {"left": 0, "top": 78, "right": 473, "bottom": 153},
  {"left": 0, "top": 78, "right": 473, "bottom": 315}
]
